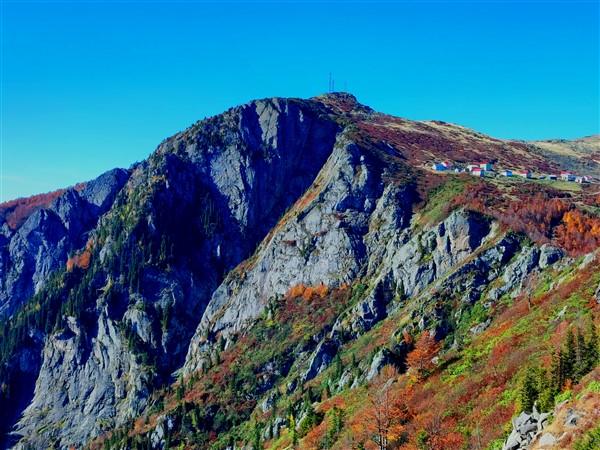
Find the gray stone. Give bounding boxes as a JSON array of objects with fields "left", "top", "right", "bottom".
[
  {"left": 538, "top": 433, "right": 557, "bottom": 447},
  {"left": 538, "top": 244, "right": 564, "bottom": 269},
  {"left": 564, "top": 408, "right": 580, "bottom": 426},
  {"left": 470, "top": 318, "right": 491, "bottom": 335},
  {"left": 302, "top": 339, "right": 338, "bottom": 383},
  {"left": 366, "top": 349, "right": 388, "bottom": 381},
  {"left": 260, "top": 391, "right": 278, "bottom": 413}
]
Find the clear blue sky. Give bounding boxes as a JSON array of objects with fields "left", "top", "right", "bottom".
[{"left": 1, "top": 1, "right": 598, "bottom": 202}]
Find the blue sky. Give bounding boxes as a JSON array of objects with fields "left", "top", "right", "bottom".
[{"left": 1, "top": 1, "right": 599, "bottom": 202}]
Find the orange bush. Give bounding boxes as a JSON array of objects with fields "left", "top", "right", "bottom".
[
  {"left": 287, "top": 283, "right": 307, "bottom": 298},
  {"left": 286, "top": 283, "right": 329, "bottom": 301},
  {"left": 66, "top": 240, "right": 94, "bottom": 271}
]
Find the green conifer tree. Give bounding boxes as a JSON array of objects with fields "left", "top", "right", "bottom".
[{"left": 519, "top": 367, "right": 539, "bottom": 412}]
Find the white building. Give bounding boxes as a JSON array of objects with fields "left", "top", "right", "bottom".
[
  {"left": 515, "top": 170, "right": 532, "bottom": 179},
  {"left": 561, "top": 172, "right": 576, "bottom": 182}
]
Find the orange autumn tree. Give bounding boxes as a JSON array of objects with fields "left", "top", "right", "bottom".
[
  {"left": 358, "top": 365, "right": 410, "bottom": 450},
  {"left": 554, "top": 209, "right": 600, "bottom": 255},
  {"left": 406, "top": 331, "right": 441, "bottom": 380}
]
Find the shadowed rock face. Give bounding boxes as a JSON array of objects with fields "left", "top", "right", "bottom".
[
  {"left": 9, "top": 97, "right": 343, "bottom": 448},
  {"left": 0, "top": 168, "right": 130, "bottom": 317},
  {"left": 2, "top": 94, "right": 577, "bottom": 449}
]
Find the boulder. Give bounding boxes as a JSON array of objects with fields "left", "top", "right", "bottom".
[
  {"left": 470, "top": 318, "right": 491, "bottom": 335},
  {"left": 504, "top": 407, "right": 551, "bottom": 450}
]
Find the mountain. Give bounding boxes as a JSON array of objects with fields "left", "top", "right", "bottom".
[
  {"left": 528, "top": 135, "right": 600, "bottom": 177},
  {"left": 0, "top": 93, "right": 598, "bottom": 450}
]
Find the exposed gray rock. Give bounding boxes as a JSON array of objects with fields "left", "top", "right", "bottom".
[
  {"left": 330, "top": 273, "right": 396, "bottom": 343},
  {"left": 579, "top": 252, "right": 595, "bottom": 269},
  {"left": 184, "top": 134, "right": 390, "bottom": 373},
  {"left": 270, "top": 417, "right": 286, "bottom": 439},
  {"left": 564, "top": 408, "right": 580, "bottom": 426},
  {"left": 12, "top": 97, "right": 342, "bottom": 449},
  {"left": 470, "top": 318, "right": 491, "bottom": 335},
  {"left": 488, "top": 245, "right": 539, "bottom": 301},
  {"left": 0, "top": 168, "right": 129, "bottom": 317},
  {"left": 537, "top": 433, "right": 557, "bottom": 447},
  {"left": 150, "top": 414, "right": 175, "bottom": 450},
  {"left": 301, "top": 339, "right": 338, "bottom": 383},
  {"left": 503, "top": 407, "right": 551, "bottom": 450},
  {"left": 538, "top": 244, "right": 564, "bottom": 269},
  {"left": 260, "top": 391, "right": 278, "bottom": 413},
  {"left": 377, "top": 210, "right": 494, "bottom": 301},
  {"left": 337, "top": 369, "right": 356, "bottom": 390},
  {"left": 366, "top": 348, "right": 396, "bottom": 381}
]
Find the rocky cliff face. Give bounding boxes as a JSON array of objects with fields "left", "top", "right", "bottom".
[
  {"left": 1, "top": 94, "right": 596, "bottom": 450},
  {"left": 0, "top": 168, "right": 130, "bottom": 317},
  {"left": 8, "top": 97, "right": 343, "bottom": 448}
]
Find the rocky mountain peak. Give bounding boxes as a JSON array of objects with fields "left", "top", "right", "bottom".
[{"left": 1, "top": 95, "right": 599, "bottom": 450}]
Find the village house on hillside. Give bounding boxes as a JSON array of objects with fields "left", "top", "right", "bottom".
[
  {"left": 467, "top": 162, "right": 493, "bottom": 172},
  {"left": 471, "top": 167, "right": 485, "bottom": 177},
  {"left": 561, "top": 171, "right": 576, "bottom": 182},
  {"left": 515, "top": 170, "right": 532, "bottom": 179},
  {"left": 431, "top": 161, "right": 453, "bottom": 171}
]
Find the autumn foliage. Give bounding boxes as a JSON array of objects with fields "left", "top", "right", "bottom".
[
  {"left": 406, "top": 331, "right": 441, "bottom": 380},
  {"left": 450, "top": 186, "right": 600, "bottom": 256},
  {"left": 66, "top": 240, "right": 94, "bottom": 271},
  {"left": 554, "top": 209, "right": 600, "bottom": 254},
  {"left": 286, "top": 283, "right": 330, "bottom": 301},
  {"left": 0, "top": 190, "right": 67, "bottom": 229},
  {"left": 352, "top": 366, "right": 411, "bottom": 450},
  {"left": 0, "top": 183, "right": 85, "bottom": 230}
]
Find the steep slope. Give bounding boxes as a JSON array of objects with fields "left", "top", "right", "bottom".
[
  {"left": 0, "top": 168, "right": 130, "bottom": 317},
  {"left": 91, "top": 194, "right": 598, "bottom": 450},
  {"left": 4, "top": 96, "right": 343, "bottom": 448},
  {"left": 1, "top": 93, "right": 599, "bottom": 450}
]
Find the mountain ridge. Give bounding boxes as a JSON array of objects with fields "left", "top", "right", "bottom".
[{"left": 1, "top": 93, "right": 599, "bottom": 450}]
